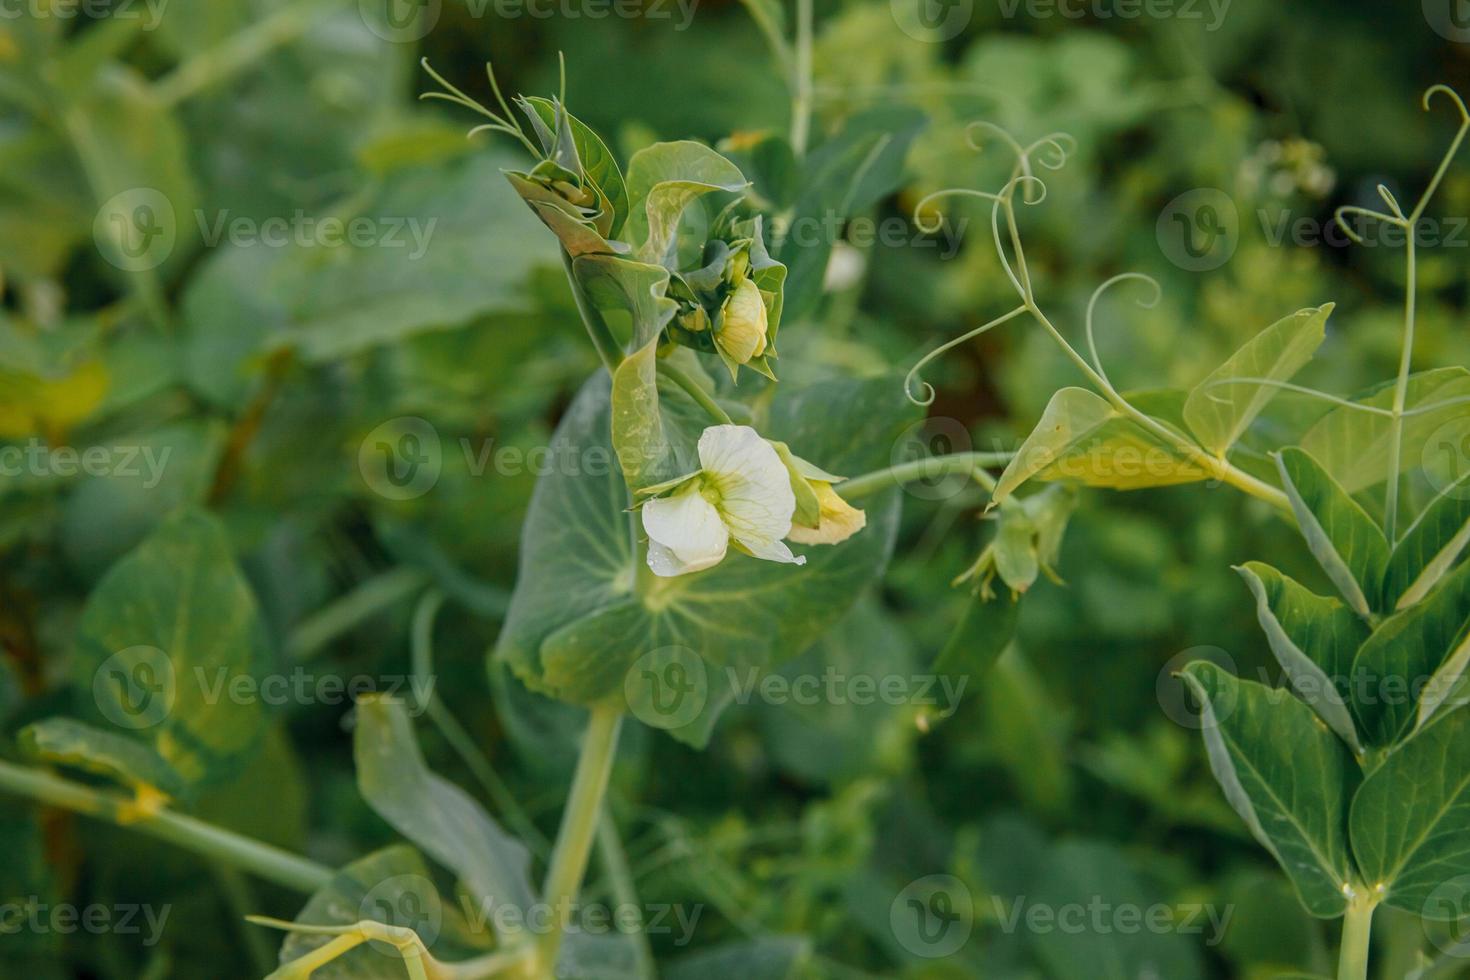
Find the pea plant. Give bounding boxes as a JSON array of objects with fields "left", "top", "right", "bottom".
[{"left": 3, "top": 23, "right": 1470, "bottom": 980}]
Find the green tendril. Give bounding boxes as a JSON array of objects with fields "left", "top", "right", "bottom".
[{"left": 1085, "top": 273, "right": 1161, "bottom": 386}]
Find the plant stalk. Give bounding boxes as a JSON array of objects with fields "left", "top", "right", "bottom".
[
  {"left": 837, "top": 451, "right": 1011, "bottom": 501},
  {"left": 536, "top": 704, "right": 624, "bottom": 974},
  {"left": 0, "top": 760, "right": 333, "bottom": 894},
  {"left": 1337, "top": 896, "right": 1377, "bottom": 980}
]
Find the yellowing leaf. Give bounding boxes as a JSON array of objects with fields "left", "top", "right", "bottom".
[
  {"left": 1183, "top": 304, "right": 1331, "bottom": 454},
  {"left": 0, "top": 358, "right": 108, "bottom": 439}
]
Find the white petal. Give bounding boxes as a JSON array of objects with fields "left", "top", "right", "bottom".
[
  {"left": 697, "top": 425, "right": 797, "bottom": 557},
  {"left": 642, "top": 485, "right": 728, "bottom": 575},
  {"left": 740, "top": 536, "right": 807, "bottom": 566},
  {"left": 646, "top": 539, "right": 724, "bottom": 577}
]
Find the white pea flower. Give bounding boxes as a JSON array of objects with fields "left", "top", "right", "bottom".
[{"left": 638, "top": 425, "right": 805, "bottom": 578}]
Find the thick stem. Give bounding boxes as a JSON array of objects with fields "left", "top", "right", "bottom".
[
  {"left": 0, "top": 760, "right": 333, "bottom": 894},
  {"left": 837, "top": 452, "right": 1009, "bottom": 501},
  {"left": 656, "top": 359, "right": 733, "bottom": 424},
  {"left": 562, "top": 252, "right": 622, "bottom": 374},
  {"left": 1337, "top": 896, "right": 1376, "bottom": 980},
  {"left": 537, "top": 704, "right": 624, "bottom": 973}
]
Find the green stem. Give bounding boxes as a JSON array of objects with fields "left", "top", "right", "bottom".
[
  {"left": 837, "top": 451, "right": 1011, "bottom": 501},
  {"left": 596, "top": 808, "right": 656, "bottom": 980},
  {"left": 1337, "top": 896, "right": 1376, "bottom": 980},
  {"left": 0, "top": 760, "right": 333, "bottom": 894},
  {"left": 790, "top": 0, "right": 813, "bottom": 156},
  {"left": 1385, "top": 231, "right": 1416, "bottom": 541},
  {"left": 153, "top": 0, "right": 342, "bottom": 107},
  {"left": 656, "top": 359, "right": 733, "bottom": 424},
  {"left": 563, "top": 252, "right": 622, "bottom": 374},
  {"left": 537, "top": 704, "right": 624, "bottom": 973},
  {"left": 286, "top": 566, "right": 430, "bottom": 661}
]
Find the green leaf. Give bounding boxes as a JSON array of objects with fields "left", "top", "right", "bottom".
[
  {"left": 993, "top": 389, "right": 1208, "bottom": 505},
  {"left": 495, "top": 372, "right": 919, "bottom": 747},
  {"left": 992, "top": 388, "right": 1117, "bottom": 505},
  {"left": 277, "top": 845, "right": 490, "bottom": 979},
  {"left": 18, "top": 717, "right": 185, "bottom": 799},
  {"left": 1350, "top": 704, "right": 1470, "bottom": 914},
  {"left": 1236, "top": 562, "right": 1368, "bottom": 753},
  {"left": 1300, "top": 367, "right": 1470, "bottom": 494},
  {"left": 778, "top": 107, "right": 924, "bottom": 319},
  {"left": 1181, "top": 662, "right": 1359, "bottom": 917},
  {"left": 353, "top": 696, "right": 536, "bottom": 932},
  {"left": 917, "top": 592, "right": 1018, "bottom": 729},
  {"left": 1276, "top": 447, "right": 1389, "bottom": 618},
  {"left": 1383, "top": 472, "right": 1470, "bottom": 611},
  {"left": 522, "top": 97, "right": 630, "bottom": 237},
  {"left": 623, "top": 141, "right": 747, "bottom": 267},
  {"left": 73, "top": 508, "right": 269, "bottom": 786},
  {"left": 1183, "top": 304, "right": 1332, "bottom": 454},
  {"left": 1350, "top": 560, "right": 1470, "bottom": 747}
]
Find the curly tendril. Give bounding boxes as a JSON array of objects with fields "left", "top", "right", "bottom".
[
  {"left": 1084, "top": 273, "right": 1161, "bottom": 387},
  {"left": 904, "top": 306, "right": 1029, "bottom": 406}
]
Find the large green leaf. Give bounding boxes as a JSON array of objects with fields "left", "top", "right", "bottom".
[
  {"left": 1351, "top": 704, "right": 1470, "bottom": 915},
  {"left": 494, "top": 372, "right": 918, "bottom": 747},
  {"left": 1181, "top": 663, "right": 1359, "bottom": 917},
  {"left": 1182, "top": 304, "right": 1331, "bottom": 454},
  {"left": 1299, "top": 367, "right": 1470, "bottom": 494},
  {"left": 1276, "top": 448, "right": 1388, "bottom": 619},
  {"left": 1236, "top": 562, "right": 1367, "bottom": 753},
  {"left": 72, "top": 508, "right": 269, "bottom": 786},
  {"left": 353, "top": 696, "right": 536, "bottom": 935},
  {"left": 1383, "top": 472, "right": 1470, "bottom": 611},
  {"left": 1350, "top": 560, "right": 1470, "bottom": 747}
]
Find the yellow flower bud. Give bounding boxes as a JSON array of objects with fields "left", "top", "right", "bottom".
[
  {"left": 716, "top": 278, "right": 768, "bottom": 365},
  {"left": 786, "top": 482, "right": 866, "bottom": 546}
]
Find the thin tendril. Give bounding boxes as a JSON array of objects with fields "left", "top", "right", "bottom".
[
  {"left": 1195, "top": 378, "right": 1395, "bottom": 415},
  {"left": 912, "top": 188, "right": 1005, "bottom": 233},
  {"left": 1376, "top": 184, "right": 1406, "bottom": 220},
  {"left": 420, "top": 58, "right": 541, "bottom": 158},
  {"left": 1400, "top": 393, "right": 1470, "bottom": 418},
  {"left": 1332, "top": 205, "right": 1403, "bottom": 244},
  {"left": 1025, "top": 132, "right": 1077, "bottom": 171},
  {"left": 903, "top": 305, "right": 1028, "bottom": 406},
  {"left": 1085, "top": 273, "right": 1161, "bottom": 386}
]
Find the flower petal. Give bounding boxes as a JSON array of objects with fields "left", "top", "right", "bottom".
[
  {"left": 787, "top": 482, "right": 867, "bottom": 545},
  {"left": 697, "top": 425, "right": 798, "bottom": 559},
  {"left": 642, "top": 484, "right": 728, "bottom": 576}
]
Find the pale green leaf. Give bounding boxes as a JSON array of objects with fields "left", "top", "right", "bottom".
[
  {"left": 624, "top": 141, "right": 747, "bottom": 267},
  {"left": 1300, "top": 367, "right": 1470, "bottom": 494},
  {"left": 1183, "top": 304, "right": 1332, "bottom": 454},
  {"left": 353, "top": 696, "right": 536, "bottom": 930},
  {"left": 1384, "top": 472, "right": 1470, "bottom": 611}
]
